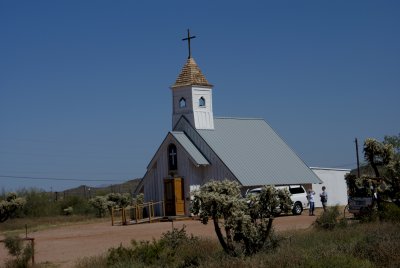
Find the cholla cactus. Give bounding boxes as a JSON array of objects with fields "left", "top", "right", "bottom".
[
  {"left": 191, "top": 180, "right": 291, "bottom": 256},
  {"left": 364, "top": 138, "right": 394, "bottom": 177},
  {"left": 0, "top": 192, "right": 26, "bottom": 222},
  {"left": 133, "top": 193, "right": 144, "bottom": 206},
  {"left": 107, "top": 193, "right": 131, "bottom": 208},
  {"left": 88, "top": 196, "right": 108, "bottom": 217}
]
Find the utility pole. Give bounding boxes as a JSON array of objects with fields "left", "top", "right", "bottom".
[{"left": 355, "top": 138, "right": 361, "bottom": 177}]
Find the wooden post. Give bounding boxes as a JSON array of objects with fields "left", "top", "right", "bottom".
[
  {"left": 111, "top": 208, "right": 114, "bottom": 226},
  {"left": 31, "top": 238, "right": 35, "bottom": 264},
  {"left": 135, "top": 205, "right": 139, "bottom": 224},
  {"left": 355, "top": 138, "right": 361, "bottom": 177},
  {"left": 162, "top": 201, "right": 165, "bottom": 217},
  {"left": 148, "top": 202, "right": 152, "bottom": 223}
]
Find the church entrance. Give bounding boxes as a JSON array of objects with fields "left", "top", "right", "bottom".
[{"left": 164, "top": 178, "right": 185, "bottom": 216}]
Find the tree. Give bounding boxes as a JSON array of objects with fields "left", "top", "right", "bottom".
[
  {"left": 106, "top": 193, "right": 130, "bottom": 210},
  {"left": 0, "top": 192, "right": 26, "bottom": 222},
  {"left": 191, "top": 180, "right": 292, "bottom": 256},
  {"left": 348, "top": 137, "right": 400, "bottom": 206},
  {"left": 88, "top": 196, "right": 108, "bottom": 217},
  {"left": 363, "top": 138, "right": 394, "bottom": 178},
  {"left": 384, "top": 133, "right": 400, "bottom": 155}
]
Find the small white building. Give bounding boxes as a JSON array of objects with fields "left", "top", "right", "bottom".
[{"left": 311, "top": 167, "right": 350, "bottom": 207}]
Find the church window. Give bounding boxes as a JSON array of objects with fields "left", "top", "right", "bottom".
[
  {"left": 199, "top": 97, "right": 205, "bottom": 107},
  {"left": 168, "top": 144, "right": 178, "bottom": 171},
  {"left": 179, "top": 97, "right": 186, "bottom": 108}
]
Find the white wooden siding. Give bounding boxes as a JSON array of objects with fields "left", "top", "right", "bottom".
[{"left": 142, "top": 120, "right": 238, "bottom": 216}]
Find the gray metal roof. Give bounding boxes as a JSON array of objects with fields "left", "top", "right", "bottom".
[
  {"left": 171, "top": 131, "right": 210, "bottom": 166},
  {"left": 197, "top": 117, "right": 322, "bottom": 186}
]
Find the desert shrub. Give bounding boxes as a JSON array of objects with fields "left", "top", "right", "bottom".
[
  {"left": 3, "top": 235, "right": 33, "bottom": 268},
  {"left": 107, "top": 243, "right": 136, "bottom": 267},
  {"left": 133, "top": 193, "right": 144, "bottom": 205},
  {"left": 59, "top": 195, "right": 93, "bottom": 215},
  {"left": 0, "top": 192, "right": 26, "bottom": 222},
  {"left": 63, "top": 206, "right": 73, "bottom": 216},
  {"left": 191, "top": 180, "right": 291, "bottom": 256},
  {"left": 18, "top": 189, "right": 60, "bottom": 217},
  {"left": 352, "top": 223, "right": 400, "bottom": 267},
  {"left": 105, "top": 226, "right": 207, "bottom": 267},
  {"left": 315, "top": 205, "right": 347, "bottom": 229},
  {"left": 73, "top": 221, "right": 400, "bottom": 268},
  {"left": 106, "top": 193, "right": 131, "bottom": 208},
  {"left": 75, "top": 254, "right": 108, "bottom": 268},
  {"left": 159, "top": 225, "right": 198, "bottom": 250},
  {"left": 88, "top": 196, "right": 108, "bottom": 217},
  {"left": 379, "top": 202, "right": 400, "bottom": 222}
]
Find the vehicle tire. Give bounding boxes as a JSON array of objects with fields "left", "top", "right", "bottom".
[{"left": 292, "top": 202, "right": 303, "bottom": 215}]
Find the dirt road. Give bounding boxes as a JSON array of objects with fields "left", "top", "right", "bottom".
[{"left": 0, "top": 214, "right": 317, "bottom": 267}]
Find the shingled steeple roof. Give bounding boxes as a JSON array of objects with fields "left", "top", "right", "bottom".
[{"left": 171, "top": 58, "right": 213, "bottom": 88}]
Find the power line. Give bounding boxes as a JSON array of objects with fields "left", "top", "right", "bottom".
[
  {"left": 0, "top": 175, "right": 126, "bottom": 182},
  {"left": 0, "top": 150, "right": 133, "bottom": 160}
]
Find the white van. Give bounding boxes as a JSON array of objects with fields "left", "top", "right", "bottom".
[{"left": 246, "top": 185, "right": 308, "bottom": 215}]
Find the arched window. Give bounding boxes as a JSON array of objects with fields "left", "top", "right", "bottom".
[
  {"left": 179, "top": 97, "right": 186, "bottom": 108},
  {"left": 199, "top": 97, "right": 205, "bottom": 107},
  {"left": 168, "top": 144, "right": 178, "bottom": 171}
]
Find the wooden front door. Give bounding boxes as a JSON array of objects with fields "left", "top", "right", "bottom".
[{"left": 164, "top": 178, "right": 185, "bottom": 216}]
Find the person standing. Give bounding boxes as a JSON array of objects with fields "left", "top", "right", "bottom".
[
  {"left": 320, "top": 186, "right": 328, "bottom": 211},
  {"left": 308, "top": 189, "right": 315, "bottom": 216}
]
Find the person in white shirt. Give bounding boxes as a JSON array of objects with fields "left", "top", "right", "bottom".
[{"left": 308, "top": 189, "right": 315, "bottom": 216}]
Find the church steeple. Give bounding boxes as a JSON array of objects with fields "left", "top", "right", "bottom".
[
  {"left": 171, "top": 57, "right": 213, "bottom": 89},
  {"left": 171, "top": 57, "right": 214, "bottom": 130}
]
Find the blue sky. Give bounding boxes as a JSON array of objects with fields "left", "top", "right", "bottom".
[{"left": 1, "top": 1, "right": 399, "bottom": 192}]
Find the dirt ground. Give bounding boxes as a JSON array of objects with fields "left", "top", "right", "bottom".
[{"left": 0, "top": 213, "right": 319, "bottom": 267}]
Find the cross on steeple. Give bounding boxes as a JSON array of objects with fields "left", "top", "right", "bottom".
[{"left": 182, "top": 29, "right": 196, "bottom": 59}]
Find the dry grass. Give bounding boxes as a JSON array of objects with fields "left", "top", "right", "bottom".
[
  {"left": 75, "top": 221, "right": 400, "bottom": 268},
  {"left": 0, "top": 215, "right": 107, "bottom": 236}
]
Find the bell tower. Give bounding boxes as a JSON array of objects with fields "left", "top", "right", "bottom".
[
  {"left": 171, "top": 57, "right": 214, "bottom": 130},
  {"left": 170, "top": 30, "right": 214, "bottom": 130}
]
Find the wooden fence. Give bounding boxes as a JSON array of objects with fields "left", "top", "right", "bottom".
[{"left": 111, "top": 201, "right": 164, "bottom": 226}]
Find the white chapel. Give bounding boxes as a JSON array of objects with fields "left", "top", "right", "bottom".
[{"left": 135, "top": 42, "right": 322, "bottom": 216}]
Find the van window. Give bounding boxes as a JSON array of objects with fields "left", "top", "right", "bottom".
[{"left": 289, "top": 187, "right": 305, "bottom": 194}]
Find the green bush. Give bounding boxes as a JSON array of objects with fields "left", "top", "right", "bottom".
[
  {"left": 352, "top": 223, "right": 400, "bottom": 267},
  {"left": 18, "top": 189, "right": 60, "bottom": 217},
  {"left": 3, "top": 235, "right": 33, "bottom": 268},
  {"left": 0, "top": 192, "right": 26, "bottom": 222},
  {"left": 379, "top": 202, "right": 400, "bottom": 222},
  {"left": 88, "top": 196, "right": 108, "bottom": 218},
  {"left": 63, "top": 206, "right": 73, "bottom": 216},
  {"left": 59, "top": 196, "right": 93, "bottom": 215},
  {"left": 104, "top": 226, "right": 205, "bottom": 267},
  {"left": 107, "top": 243, "right": 136, "bottom": 267},
  {"left": 315, "top": 205, "right": 346, "bottom": 229},
  {"left": 77, "top": 222, "right": 400, "bottom": 268}
]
